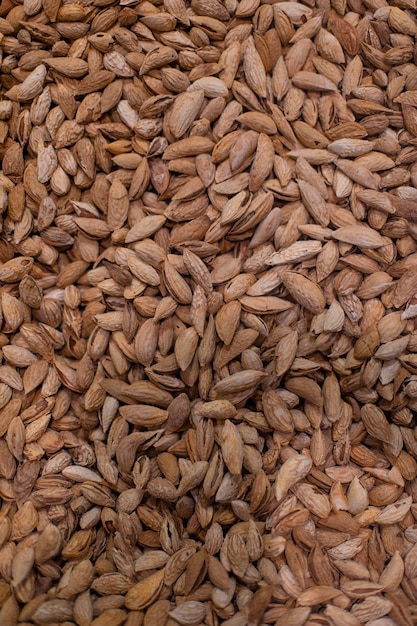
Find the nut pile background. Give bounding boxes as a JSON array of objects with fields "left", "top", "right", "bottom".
[{"left": 1, "top": 0, "right": 417, "bottom": 624}]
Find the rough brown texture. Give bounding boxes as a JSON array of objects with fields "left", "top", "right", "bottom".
[{"left": 1, "top": 0, "right": 417, "bottom": 624}]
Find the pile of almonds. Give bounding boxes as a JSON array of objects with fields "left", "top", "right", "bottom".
[{"left": 2, "top": 0, "right": 417, "bottom": 623}]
